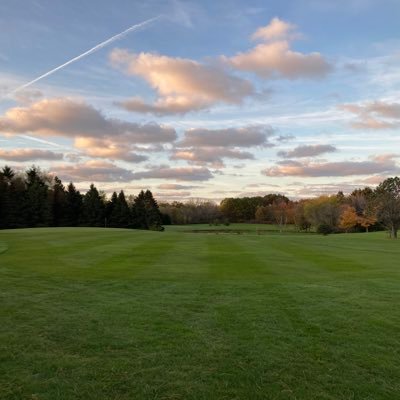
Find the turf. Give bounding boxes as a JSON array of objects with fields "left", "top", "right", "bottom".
[{"left": 0, "top": 227, "right": 399, "bottom": 399}]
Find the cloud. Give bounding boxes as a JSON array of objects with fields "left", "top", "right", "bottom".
[
  {"left": 359, "top": 175, "right": 388, "bottom": 185},
  {"left": 171, "top": 125, "right": 273, "bottom": 167},
  {"left": 74, "top": 138, "right": 148, "bottom": 163},
  {"left": 339, "top": 100, "right": 400, "bottom": 130},
  {"left": 223, "top": 18, "right": 332, "bottom": 79},
  {"left": 251, "top": 17, "right": 298, "bottom": 41},
  {"left": 371, "top": 153, "right": 399, "bottom": 163},
  {"left": 131, "top": 166, "right": 213, "bottom": 181},
  {"left": 292, "top": 182, "right": 365, "bottom": 198},
  {"left": 13, "top": 89, "right": 43, "bottom": 105},
  {"left": 0, "top": 148, "right": 63, "bottom": 161},
  {"left": 262, "top": 156, "right": 399, "bottom": 177},
  {"left": 180, "top": 125, "right": 274, "bottom": 147},
  {"left": 0, "top": 98, "right": 176, "bottom": 163},
  {"left": 157, "top": 183, "right": 200, "bottom": 190},
  {"left": 171, "top": 147, "right": 254, "bottom": 167},
  {"left": 110, "top": 49, "right": 254, "bottom": 114},
  {"left": 277, "top": 144, "right": 337, "bottom": 158},
  {"left": 155, "top": 190, "right": 192, "bottom": 199},
  {"left": 117, "top": 96, "right": 209, "bottom": 115},
  {"left": 275, "top": 134, "right": 295, "bottom": 142},
  {"left": 54, "top": 160, "right": 134, "bottom": 182},
  {"left": 0, "top": 98, "right": 177, "bottom": 143}
]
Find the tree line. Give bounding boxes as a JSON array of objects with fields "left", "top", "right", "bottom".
[
  {"left": 2, "top": 165, "right": 400, "bottom": 238},
  {"left": 0, "top": 166, "right": 163, "bottom": 231},
  {"left": 218, "top": 178, "right": 400, "bottom": 238},
  {"left": 161, "top": 178, "right": 400, "bottom": 239}
]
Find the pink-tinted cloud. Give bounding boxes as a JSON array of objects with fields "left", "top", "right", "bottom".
[
  {"left": 74, "top": 138, "right": 148, "bottom": 163},
  {"left": 54, "top": 160, "right": 134, "bottom": 182},
  {"left": 0, "top": 98, "right": 176, "bottom": 163},
  {"left": 0, "top": 148, "right": 63, "bottom": 161},
  {"left": 171, "top": 147, "right": 254, "bottom": 167},
  {"left": 155, "top": 191, "right": 192, "bottom": 199},
  {"left": 131, "top": 166, "right": 213, "bottom": 181},
  {"left": 277, "top": 144, "right": 337, "bottom": 158},
  {"left": 251, "top": 17, "right": 298, "bottom": 41},
  {"left": 157, "top": 183, "right": 201, "bottom": 190},
  {"left": 339, "top": 100, "right": 400, "bottom": 130},
  {"left": 0, "top": 98, "right": 177, "bottom": 143},
  {"left": 224, "top": 18, "right": 332, "bottom": 79},
  {"left": 110, "top": 49, "right": 254, "bottom": 114},
  {"left": 262, "top": 156, "right": 399, "bottom": 177},
  {"left": 180, "top": 125, "right": 274, "bottom": 147},
  {"left": 172, "top": 125, "right": 273, "bottom": 167}
]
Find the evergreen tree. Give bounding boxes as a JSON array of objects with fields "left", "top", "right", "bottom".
[
  {"left": 24, "top": 166, "right": 51, "bottom": 227},
  {"left": 0, "top": 165, "right": 166, "bottom": 231},
  {"left": 82, "top": 184, "right": 105, "bottom": 227},
  {"left": 106, "top": 192, "right": 119, "bottom": 227},
  {"left": 114, "top": 191, "right": 131, "bottom": 228},
  {"left": 7, "top": 175, "right": 26, "bottom": 228},
  {"left": 131, "top": 190, "right": 147, "bottom": 229},
  {"left": 50, "top": 176, "right": 66, "bottom": 226},
  {"left": 65, "top": 183, "right": 83, "bottom": 226},
  {"left": 144, "top": 190, "right": 163, "bottom": 231},
  {"left": 0, "top": 168, "right": 10, "bottom": 228}
]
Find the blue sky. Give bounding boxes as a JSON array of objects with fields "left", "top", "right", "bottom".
[{"left": 1, "top": 0, "right": 400, "bottom": 200}]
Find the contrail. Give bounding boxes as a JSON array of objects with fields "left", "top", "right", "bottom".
[{"left": 6, "top": 15, "right": 161, "bottom": 97}]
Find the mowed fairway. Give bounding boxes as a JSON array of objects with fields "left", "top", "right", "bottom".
[{"left": 1, "top": 228, "right": 400, "bottom": 400}]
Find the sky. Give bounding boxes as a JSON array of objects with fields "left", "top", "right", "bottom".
[{"left": 1, "top": 0, "right": 400, "bottom": 201}]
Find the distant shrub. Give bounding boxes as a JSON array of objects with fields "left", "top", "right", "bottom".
[
  {"left": 149, "top": 225, "right": 165, "bottom": 231},
  {"left": 317, "top": 224, "right": 334, "bottom": 235}
]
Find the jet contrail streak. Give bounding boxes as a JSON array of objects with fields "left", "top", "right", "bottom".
[{"left": 6, "top": 15, "right": 161, "bottom": 96}]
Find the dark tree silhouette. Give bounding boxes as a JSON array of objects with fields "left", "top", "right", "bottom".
[{"left": 65, "top": 183, "right": 83, "bottom": 226}]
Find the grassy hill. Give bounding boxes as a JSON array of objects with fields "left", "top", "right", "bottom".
[{"left": 1, "top": 227, "right": 399, "bottom": 399}]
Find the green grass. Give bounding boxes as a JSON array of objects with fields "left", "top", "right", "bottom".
[
  {"left": 1, "top": 227, "right": 399, "bottom": 399},
  {"left": 166, "top": 223, "right": 297, "bottom": 232}
]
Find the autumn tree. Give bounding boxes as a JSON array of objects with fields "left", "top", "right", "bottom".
[
  {"left": 304, "top": 195, "right": 341, "bottom": 232},
  {"left": 339, "top": 205, "right": 358, "bottom": 232},
  {"left": 293, "top": 201, "right": 311, "bottom": 232}
]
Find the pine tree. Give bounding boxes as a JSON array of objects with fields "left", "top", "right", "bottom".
[
  {"left": 7, "top": 175, "right": 26, "bottom": 228},
  {"left": 115, "top": 191, "right": 131, "bottom": 228},
  {"left": 144, "top": 190, "right": 163, "bottom": 231},
  {"left": 82, "top": 184, "right": 105, "bottom": 227},
  {"left": 0, "top": 167, "right": 13, "bottom": 226},
  {"left": 65, "top": 183, "right": 83, "bottom": 226},
  {"left": 106, "top": 192, "right": 119, "bottom": 227},
  {"left": 131, "top": 190, "right": 147, "bottom": 229},
  {"left": 50, "top": 176, "right": 66, "bottom": 226},
  {"left": 24, "top": 166, "right": 51, "bottom": 227}
]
